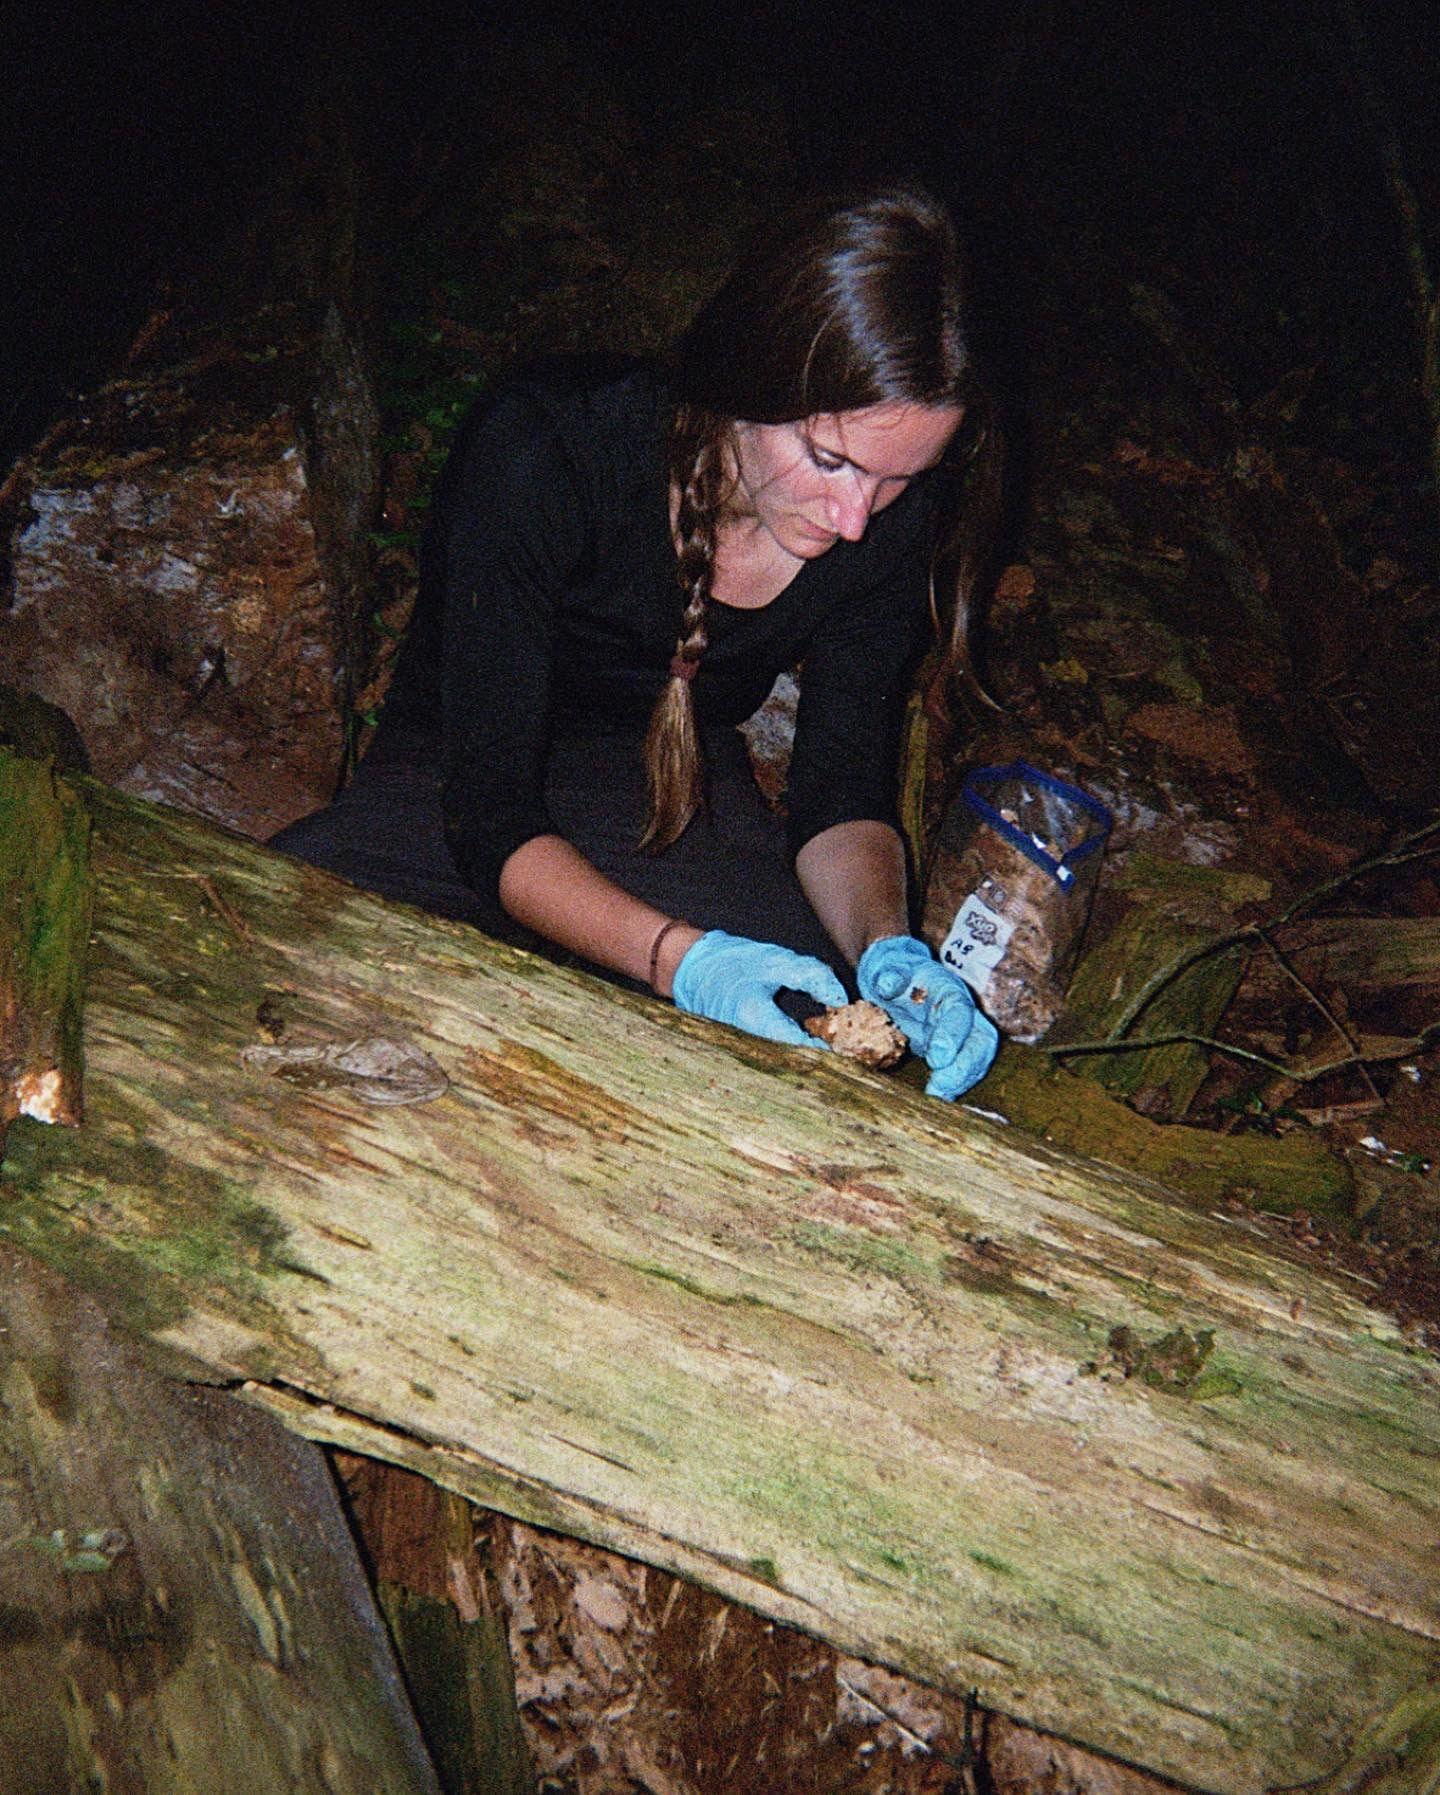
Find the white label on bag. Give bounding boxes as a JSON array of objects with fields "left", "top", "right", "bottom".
[{"left": 939, "top": 892, "right": 1013, "bottom": 995}]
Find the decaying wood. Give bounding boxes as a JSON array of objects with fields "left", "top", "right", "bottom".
[
  {"left": 1047, "top": 827, "right": 1440, "bottom": 1099},
  {"left": 1243, "top": 914, "right": 1440, "bottom": 1004},
  {"left": 968, "top": 1050, "right": 1351, "bottom": 1219},
  {"left": 0, "top": 748, "right": 91, "bottom": 1133},
  {"left": 0, "top": 100, "right": 380, "bottom": 841},
  {"left": 480, "top": 1510, "right": 986, "bottom": 1795},
  {"left": 984, "top": 1713, "right": 1189, "bottom": 1795},
  {"left": 335, "top": 1455, "right": 532, "bottom": 1795},
  {"left": 803, "top": 1001, "right": 906, "bottom": 1067},
  {"left": 2, "top": 768, "right": 1439, "bottom": 1795},
  {"left": 0, "top": 1242, "right": 438, "bottom": 1795},
  {"left": 1047, "top": 855, "right": 1275, "bottom": 1115}
]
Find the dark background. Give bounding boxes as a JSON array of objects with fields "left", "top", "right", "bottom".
[{"left": 3, "top": 0, "right": 1436, "bottom": 558}]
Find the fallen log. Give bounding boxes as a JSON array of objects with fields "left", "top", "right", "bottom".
[
  {"left": 0, "top": 1241, "right": 439, "bottom": 1794},
  {"left": 2, "top": 762, "right": 1438, "bottom": 1795}
]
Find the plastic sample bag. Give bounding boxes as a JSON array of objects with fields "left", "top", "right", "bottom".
[{"left": 921, "top": 761, "right": 1112, "bottom": 1042}]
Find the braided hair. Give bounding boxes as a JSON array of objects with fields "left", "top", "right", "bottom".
[{"left": 641, "top": 182, "right": 972, "bottom": 850}]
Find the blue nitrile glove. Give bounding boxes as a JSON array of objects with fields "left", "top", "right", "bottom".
[
  {"left": 672, "top": 930, "right": 849, "bottom": 1050},
  {"left": 857, "top": 934, "right": 1000, "bottom": 1100}
]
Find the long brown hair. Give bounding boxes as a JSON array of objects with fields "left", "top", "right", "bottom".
[{"left": 641, "top": 183, "right": 973, "bottom": 849}]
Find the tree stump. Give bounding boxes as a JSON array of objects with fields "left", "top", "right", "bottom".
[{"left": 0, "top": 101, "right": 379, "bottom": 840}]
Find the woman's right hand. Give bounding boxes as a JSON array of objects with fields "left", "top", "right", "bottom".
[{"left": 672, "top": 930, "right": 847, "bottom": 1048}]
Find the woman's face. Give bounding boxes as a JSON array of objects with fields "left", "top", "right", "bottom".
[{"left": 730, "top": 401, "right": 962, "bottom": 560}]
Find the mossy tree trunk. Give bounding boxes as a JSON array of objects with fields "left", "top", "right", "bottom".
[
  {"left": 0, "top": 747, "right": 90, "bottom": 1134},
  {"left": 2, "top": 763, "right": 1438, "bottom": 1795}
]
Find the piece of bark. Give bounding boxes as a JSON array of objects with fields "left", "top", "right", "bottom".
[
  {"left": 739, "top": 668, "right": 801, "bottom": 807},
  {"left": 1, "top": 768, "right": 1436, "bottom": 1795},
  {"left": 0, "top": 747, "right": 90, "bottom": 1136},
  {"left": 804, "top": 1001, "right": 906, "bottom": 1067},
  {"left": 0, "top": 1243, "right": 438, "bottom": 1795}
]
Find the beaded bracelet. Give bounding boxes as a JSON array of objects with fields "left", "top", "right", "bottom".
[{"left": 647, "top": 917, "right": 689, "bottom": 993}]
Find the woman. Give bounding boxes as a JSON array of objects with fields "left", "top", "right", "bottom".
[{"left": 279, "top": 184, "right": 998, "bottom": 1099}]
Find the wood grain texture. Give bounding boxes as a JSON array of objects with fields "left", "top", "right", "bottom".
[
  {"left": 2, "top": 772, "right": 1437, "bottom": 1795},
  {"left": 0, "top": 1244, "right": 439, "bottom": 1795}
]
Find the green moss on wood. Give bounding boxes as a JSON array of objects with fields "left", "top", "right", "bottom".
[
  {"left": 11, "top": 771, "right": 1432, "bottom": 1795},
  {"left": 983, "top": 1051, "right": 1352, "bottom": 1217},
  {"left": 790, "top": 1221, "right": 942, "bottom": 1285},
  {"left": 1, "top": 1093, "right": 314, "bottom": 1362},
  {"left": 628, "top": 1261, "right": 755, "bottom": 1305},
  {"left": 1055, "top": 854, "right": 1273, "bottom": 1114},
  {"left": 0, "top": 750, "right": 92, "bottom": 1124}
]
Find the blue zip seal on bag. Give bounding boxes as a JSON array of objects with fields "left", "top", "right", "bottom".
[{"left": 960, "top": 761, "right": 1112, "bottom": 887}]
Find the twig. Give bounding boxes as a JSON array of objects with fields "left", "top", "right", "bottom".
[
  {"left": 1083, "top": 817, "right": 1440, "bottom": 1047},
  {"left": 835, "top": 1676, "right": 982, "bottom": 1794},
  {"left": 1269, "top": 818, "right": 1440, "bottom": 929},
  {"left": 1254, "top": 930, "right": 1382, "bottom": 1104},
  {"left": 837, "top": 1674, "right": 938, "bottom": 1757},
  {"left": 1102, "top": 933, "right": 1256, "bottom": 1043},
  {"left": 1284, "top": 1017, "right": 1440, "bottom": 1082},
  {"left": 1050, "top": 1030, "right": 1295, "bottom": 1077},
  {"left": 154, "top": 868, "right": 256, "bottom": 945},
  {"left": 192, "top": 874, "right": 256, "bottom": 946},
  {"left": 1050, "top": 1018, "right": 1440, "bottom": 1086}
]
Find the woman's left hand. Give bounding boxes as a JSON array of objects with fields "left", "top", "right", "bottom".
[{"left": 857, "top": 935, "right": 999, "bottom": 1100}]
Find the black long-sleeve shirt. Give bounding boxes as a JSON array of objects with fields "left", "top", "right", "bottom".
[{"left": 431, "top": 358, "right": 946, "bottom": 900}]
